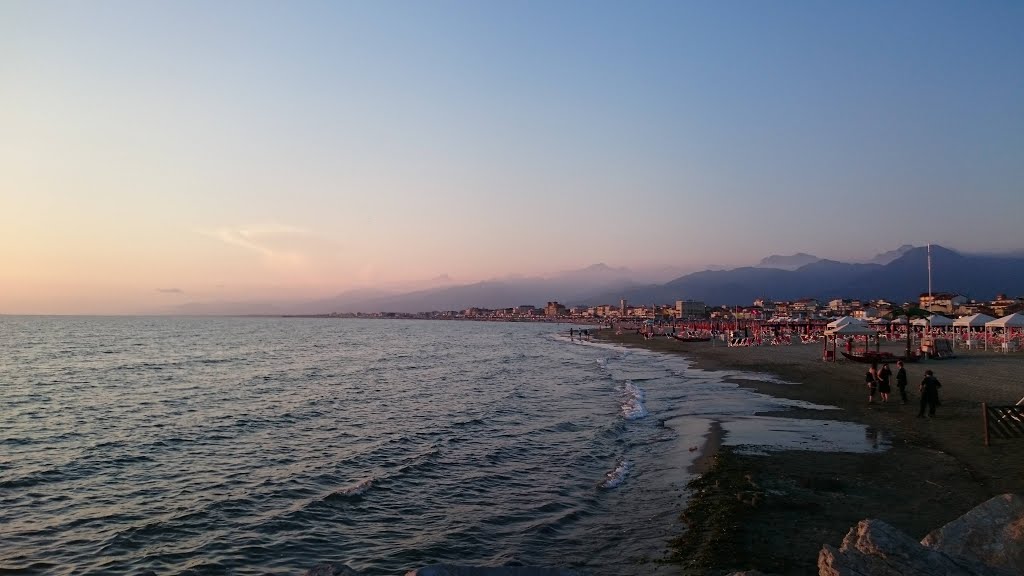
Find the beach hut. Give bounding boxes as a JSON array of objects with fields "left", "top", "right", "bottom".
[
  {"left": 823, "top": 321, "right": 878, "bottom": 362},
  {"left": 985, "top": 313, "right": 1024, "bottom": 352},
  {"left": 953, "top": 313, "right": 997, "bottom": 349}
]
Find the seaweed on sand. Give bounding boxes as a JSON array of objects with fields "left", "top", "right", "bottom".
[{"left": 664, "top": 447, "right": 765, "bottom": 575}]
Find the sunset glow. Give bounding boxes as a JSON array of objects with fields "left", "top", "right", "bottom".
[{"left": 2, "top": 1, "right": 1022, "bottom": 314}]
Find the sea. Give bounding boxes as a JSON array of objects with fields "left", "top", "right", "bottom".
[{"left": 0, "top": 317, "right": 887, "bottom": 575}]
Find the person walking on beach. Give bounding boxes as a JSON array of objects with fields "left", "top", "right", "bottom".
[
  {"left": 878, "top": 363, "right": 892, "bottom": 402},
  {"left": 569, "top": 327, "right": 575, "bottom": 341},
  {"left": 895, "top": 360, "right": 909, "bottom": 404},
  {"left": 917, "top": 369, "right": 942, "bottom": 418},
  {"left": 865, "top": 363, "right": 878, "bottom": 403}
]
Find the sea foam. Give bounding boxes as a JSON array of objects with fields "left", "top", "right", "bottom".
[
  {"left": 620, "top": 381, "right": 648, "bottom": 420},
  {"left": 333, "top": 477, "right": 373, "bottom": 498},
  {"left": 600, "top": 459, "right": 631, "bottom": 489}
]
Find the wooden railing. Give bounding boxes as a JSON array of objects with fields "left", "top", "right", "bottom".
[{"left": 982, "top": 402, "right": 1024, "bottom": 446}]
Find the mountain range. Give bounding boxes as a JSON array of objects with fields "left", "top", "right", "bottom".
[
  {"left": 753, "top": 244, "right": 916, "bottom": 271},
  {"left": 599, "top": 245, "right": 1024, "bottom": 307},
  {"left": 169, "top": 245, "right": 1024, "bottom": 314}
]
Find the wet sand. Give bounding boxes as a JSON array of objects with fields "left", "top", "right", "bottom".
[{"left": 597, "top": 331, "right": 1024, "bottom": 575}]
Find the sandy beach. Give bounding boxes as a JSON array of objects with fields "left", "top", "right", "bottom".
[{"left": 595, "top": 331, "right": 1024, "bottom": 575}]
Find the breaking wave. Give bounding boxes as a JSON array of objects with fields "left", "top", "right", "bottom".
[
  {"left": 620, "top": 381, "right": 648, "bottom": 420},
  {"left": 599, "top": 460, "right": 631, "bottom": 489}
]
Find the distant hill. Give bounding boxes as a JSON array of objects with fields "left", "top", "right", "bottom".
[
  {"left": 601, "top": 245, "right": 1024, "bottom": 306},
  {"left": 756, "top": 252, "right": 821, "bottom": 270},
  {"left": 167, "top": 245, "right": 1024, "bottom": 314},
  {"left": 593, "top": 261, "right": 880, "bottom": 306},
  {"left": 867, "top": 244, "right": 916, "bottom": 265},
  {"left": 842, "top": 245, "right": 1024, "bottom": 302},
  {"left": 283, "top": 263, "right": 645, "bottom": 314}
]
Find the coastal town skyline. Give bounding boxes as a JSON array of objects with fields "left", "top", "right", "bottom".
[{"left": 3, "top": 2, "right": 1023, "bottom": 314}]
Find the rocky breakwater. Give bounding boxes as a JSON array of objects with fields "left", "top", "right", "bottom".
[
  {"left": 304, "top": 494, "right": 1022, "bottom": 576},
  {"left": 818, "top": 493, "right": 1024, "bottom": 576}
]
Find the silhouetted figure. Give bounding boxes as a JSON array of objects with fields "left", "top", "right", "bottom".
[
  {"left": 895, "top": 361, "right": 908, "bottom": 404},
  {"left": 917, "top": 370, "right": 942, "bottom": 418},
  {"left": 865, "top": 363, "right": 878, "bottom": 404},
  {"left": 878, "top": 363, "right": 892, "bottom": 402}
]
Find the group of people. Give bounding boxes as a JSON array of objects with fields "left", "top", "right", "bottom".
[
  {"left": 568, "top": 328, "right": 591, "bottom": 342},
  {"left": 865, "top": 361, "right": 943, "bottom": 418}
]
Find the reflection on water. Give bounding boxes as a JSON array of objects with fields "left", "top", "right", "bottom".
[{"left": 866, "top": 426, "right": 880, "bottom": 449}]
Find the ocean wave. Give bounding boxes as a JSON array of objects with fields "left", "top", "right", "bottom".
[
  {"left": 0, "top": 467, "right": 68, "bottom": 490},
  {"left": 620, "top": 381, "right": 648, "bottom": 420},
  {"left": 600, "top": 459, "right": 631, "bottom": 489},
  {"left": 325, "top": 477, "right": 374, "bottom": 500}
]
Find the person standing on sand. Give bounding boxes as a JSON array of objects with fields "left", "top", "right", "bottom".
[
  {"left": 866, "top": 363, "right": 878, "bottom": 403},
  {"left": 917, "top": 369, "right": 942, "bottom": 418},
  {"left": 895, "top": 360, "right": 909, "bottom": 404},
  {"left": 878, "top": 363, "right": 892, "bottom": 402}
]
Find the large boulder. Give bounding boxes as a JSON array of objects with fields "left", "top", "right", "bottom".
[
  {"left": 817, "top": 519, "right": 1014, "bottom": 576},
  {"left": 921, "top": 493, "right": 1024, "bottom": 572}
]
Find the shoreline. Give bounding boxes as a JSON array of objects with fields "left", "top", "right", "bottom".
[{"left": 596, "top": 330, "right": 1024, "bottom": 575}]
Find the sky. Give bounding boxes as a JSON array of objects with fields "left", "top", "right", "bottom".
[{"left": 2, "top": 1, "right": 1022, "bottom": 314}]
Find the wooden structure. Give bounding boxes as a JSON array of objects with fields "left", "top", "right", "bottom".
[{"left": 982, "top": 402, "right": 1024, "bottom": 446}]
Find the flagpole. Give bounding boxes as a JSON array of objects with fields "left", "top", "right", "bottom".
[{"left": 927, "top": 243, "right": 932, "bottom": 298}]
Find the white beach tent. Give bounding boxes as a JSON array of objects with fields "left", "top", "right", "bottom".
[
  {"left": 953, "top": 313, "right": 997, "bottom": 349},
  {"left": 912, "top": 314, "right": 953, "bottom": 328},
  {"left": 827, "top": 316, "right": 866, "bottom": 330},
  {"left": 954, "top": 313, "right": 997, "bottom": 327},
  {"left": 823, "top": 321, "right": 879, "bottom": 362},
  {"left": 986, "top": 312, "right": 1024, "bottom": 329},
  {"left": 825, "top": 322, "right": 877, "bottom": 336},
  {"left": 985, "top": 313, "right": 1024, "bottom": 352}
]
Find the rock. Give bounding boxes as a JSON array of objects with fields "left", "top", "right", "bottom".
[
  {"left": 725, "top": 571, "right": 769, "bottom": 576},
  {"left": 305, "top": 563, "right": 362, "bottom": 576},
  {"left": 406, "top": 566, "right": 582, "bottom": 576},
  {"left": 817, "top": 518, "right": 1014, "bottom": 576},
  {"left": 921, "top": 493, "right": 1024, "bottom": 572}
]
